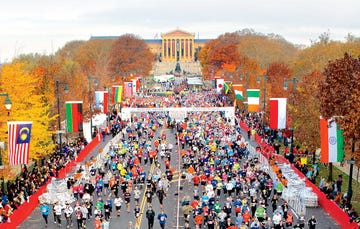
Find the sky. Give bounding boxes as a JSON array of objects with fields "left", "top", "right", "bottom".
[{"left": 1, "top": 0, "right": 359, "bottom": 63}]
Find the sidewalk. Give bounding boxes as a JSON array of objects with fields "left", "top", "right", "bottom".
[{"left": 333, "top": 162, "right": 360, "bottom": 182}]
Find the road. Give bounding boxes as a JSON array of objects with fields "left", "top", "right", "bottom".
[
  {"left": 18, "top": 123, "right": 341, "bottom": 229},
  {"left": 19, "top": 126, "right": 183, "bottom": 229}
]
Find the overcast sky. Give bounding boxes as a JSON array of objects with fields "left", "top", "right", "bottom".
[{"left": 1, "top": 0, "right": 359, "bottom": 63}]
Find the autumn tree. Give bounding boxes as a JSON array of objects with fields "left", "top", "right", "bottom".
[
  {"left": 291, "top": 38, "right": 360, "bottom": 78},
  {"left": 0, "top": 62, "right": 56, "bottom": 162},
  {"left": 55, "top": 40, "right": 85, "bottom": 62},
  {"left": 292, "top": 70, "right": 323, "bottom": 150},
  {"left": 75, "top": 39, "right": 114, "bottom": 88},
  {"left": 266, "top": 62, "right": 292, "bottom": 98},
  {"left": 236, "top": 29, "right": 298, "bottom": 68},
  {"left": 108, "top": 34, "right": 153, "bottom": 83},
  {"left": 318, "top": 53, "right": 360, "bottom": 165},
  {"left": 199, "top": 32, "right": 254, "bottom": 81}
]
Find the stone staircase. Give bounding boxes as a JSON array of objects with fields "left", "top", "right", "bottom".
[{"left": 152, "top": 61, "right": 202, "bottom": 76}]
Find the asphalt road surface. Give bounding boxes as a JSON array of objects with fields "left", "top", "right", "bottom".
[{"left": 18, "top": 125, "right": 341, "bottom": 229}]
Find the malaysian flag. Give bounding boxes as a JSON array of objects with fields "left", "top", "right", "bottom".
[
  {"left": 8, "top": 121, "right": 32, "bottom": 166},
  {"left": 124, "top": 82, "right": 133, "bottom": 98}
]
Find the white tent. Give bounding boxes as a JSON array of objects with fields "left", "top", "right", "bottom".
[
  {"left": 154, "top": 74, "right": 175, "bottom": 82},
  {"left": 186, "top": 77, "right": 203, "bottom": 86},
  {"left": 83, "top": 114, "right": 108, "bottom": 143}
]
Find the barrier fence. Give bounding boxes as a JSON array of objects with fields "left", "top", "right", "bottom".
[
  {"left": 239, "top": 120, "right": 358, "bottom": 229},
  {"left": 2, "top": 135, "right": 102, "bottom": 229}
]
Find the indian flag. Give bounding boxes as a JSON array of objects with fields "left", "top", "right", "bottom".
[
  {"left": 111, "top": 85, "right": 123, "bottom": 103},
  {"left": 269, "top": 98, "right": 287, "bottom": 129},
  {"left": 320, "top": 117, "right": 344, "bottom": 163},
  {"left": 247, "top": 89, "right": 260, "bottom": 112},
  {"left": 232, "top": 84, "right": 244, "bottom": 100}
]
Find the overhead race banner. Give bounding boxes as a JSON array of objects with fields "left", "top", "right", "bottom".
[{"left": 121, "top": 107, "right": 235, "bottom": 124}]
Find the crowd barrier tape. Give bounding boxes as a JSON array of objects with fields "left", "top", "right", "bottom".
[
  {"left": 238, "top": 120, "right": 358, "bottom": 229},
  {"left": 2, "top": 135, "right": 102, "bottom": 229}
]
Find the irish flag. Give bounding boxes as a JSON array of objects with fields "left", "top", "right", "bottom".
[
  {"left": 247, "top": 89, "right": 260, "bottom": 112},
  {"left": 95, "top": 91, "right": 108, "bottom": 114},
  {"left": 320, "top": 117, "right": 344, "bottom": 163},
  {"left": 111, "top": 85, "right": 123, "bottom": 103},
  {"left": 232, "top": 84, "right": 244, "bottom": 100},
  {"left": 65, "top": 101, "right": 83, "bottom": 133},
  {"left": 269, "top": 98, "right": 287, "bottom": 129}
]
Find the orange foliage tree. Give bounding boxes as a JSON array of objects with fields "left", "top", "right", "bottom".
[
  {"left": 75, "top": 39, "right": 114, "bottom": 88},
  {"left": 199, "top": 33, "right": 242, "bottom": 80},
  {"left": 266, "top": 62, "right": 291, "bottom": 98},
  {"left": 318, "top": 53, "right": 360, "bottom": 164},
  {"left": 236, "top": 29, "right": 298, "bottom": 68},
  {"left": 292, "top": 70, "right": 323, "bottom": 150},
  {"left": 108, "top": 34, "right": 153, "bottom": 83}
]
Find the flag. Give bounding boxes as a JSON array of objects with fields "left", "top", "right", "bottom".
[
  {"left": 269, "top": 98, "right": 287, "bottom": 129},
  {"left": 223, "top": 82, "right": 232, "bottom": 94},
  {"left": 111, "top": 85, "right": 123, "bottom": 103},
  {"left": 320, "top": 117, "right": 344, "bottom": 163},
  {"left": 132, "top": 78, "right": 141, "bottom": 93},
  {"left": 66, "top": 101, "right": 83, "bottom": 133},
  {"left": 124, "top": 82, "right": 133, "bottom": 98},
  {"left": 8, "top": 121, "right": 32, "bottom": 166},
  {"left": 216, "top": 78, "right": 224, "bottom": 93},
  {"left": 247, "top": 89, "right": 260, "bottom": 112},
  {"left": 232, "top": 84, "right": 244, "bottom": 100},
  {"left": 95, "top": 91, "right": 108, "bottom": 114}
]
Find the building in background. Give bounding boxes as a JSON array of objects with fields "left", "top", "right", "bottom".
[{"left": 91, "top": 29, "right": 208, "bottom": 62}]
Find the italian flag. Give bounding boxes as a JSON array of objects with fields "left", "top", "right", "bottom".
[
  {"left": 320, "top": 117, "right": 344, "bottom": 163},
  {"left": 111, "top": 85, "right": 123, "bottom": 103},
  {"left": 232, "top": 84, "right": 244, "bottom": 100},
  {"left": 269, "top": 98, "right": 287, "bottom": 129},
  {"left": 95, "top": 91, "right": 108, "bottom": 114},
  {"left": 66, "top": 101, "right": 83, "bottom": 133},
  {"left": 247, "top": 89, "right": 260, "bottom": 112}
]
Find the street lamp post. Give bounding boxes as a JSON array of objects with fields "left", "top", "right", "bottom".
[
  {"left": 257, "top": 74, "right": 267, "bottom": 113},
  {"left": 0, "top": 93, "right": 12, "bottom": 116},
  {"left": 0, "top": 93, "right": 12, "bottom": 169},
  {"left": 104, "top": 86, "right": 111, "bottom": 131},
  {"left": 56, "top": 81, "right": 69, "bottom": 155},
  {"left": 87, "top": 76, "right": 98, "bottom": 138},
  {"left": 240, "top": 72, "right": 249, "bottom": 110},
  {"left": 283, "top": 77, "right": 298, "bottom": 153},
  {"left": 347, "top": 141, "right": 356, "bottom": 202}
]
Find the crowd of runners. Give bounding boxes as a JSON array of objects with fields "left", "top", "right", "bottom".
[
  {"left": 36, "top": 105, "right": 323, "bottom": 229},
  {"left": 1, "top": 82, "right": 347, "bottom": 229},
  {"left": 122, "top": 89, "right": 231, "bottom": 108}
]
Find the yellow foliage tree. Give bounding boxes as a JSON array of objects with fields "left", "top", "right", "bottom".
[{"left": 0, "top": 62, "right": 56, "bottom": 162}]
